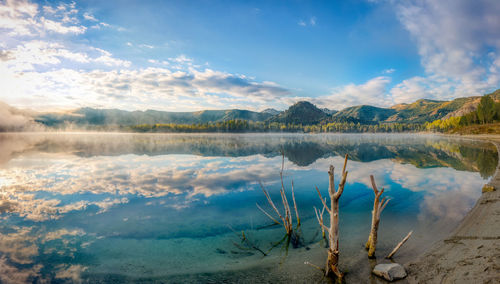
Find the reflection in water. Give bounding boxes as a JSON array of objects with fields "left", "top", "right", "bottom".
[
  {"left": 0, "top": 133, "right": 496, "bottom": 283},
  {"left": 0, "top": 133, "right": 497, "bottom": 175}
]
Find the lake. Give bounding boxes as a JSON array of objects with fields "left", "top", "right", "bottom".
[{"left": 0, "top": 133, "right": 496, "bottom": 283}]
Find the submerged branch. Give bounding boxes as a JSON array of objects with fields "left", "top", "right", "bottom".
[
  {"left": 386, "top": 230, "right": 413, "bottom": 259},
  {"left": 256, "top": 203, "right": 281, "bottom": 225}
]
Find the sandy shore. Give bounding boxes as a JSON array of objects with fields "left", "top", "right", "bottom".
[{"left": 406, "top": 136, "right": 500, "bottom": 283}]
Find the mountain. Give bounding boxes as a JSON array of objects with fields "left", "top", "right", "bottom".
[
  {"left": 330, "top": 89, "right": 500, "bottom": 124},
  {"left": 219, "top": 109, "right": 272, "bottom": 121},
  {"left": 261, "top": 108, "right": 280, "bottom": 116},
  {"left": 387, "top": 98, "right": 463, "bottom": 123},
  {"left": 331, "top": 105, "right": 396, "bottom": 124},
  {"left": 35, "top": 107, "right": 273, "bottom": 127},
  {"left": 330, "top": 99, "right": 464, "bottom": 124},
  {"left": 321, "top": 108, "right": 338, "bottom": 115},
  {"left": 268, "top": 101, "right": 329, "bottom": 125},
  {"left": 387, "top": 90, "right": 500, "bottom": 123},
  {"left": 17, "top": 88, "right": 500, "bottom": 128},
  {"left": 442, "top": 89, "right": 500, "bottom": 120}
]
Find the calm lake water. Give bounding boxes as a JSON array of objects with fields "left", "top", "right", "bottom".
[{"left": 0, "top": 133, "right": 497, "bottom": 283}]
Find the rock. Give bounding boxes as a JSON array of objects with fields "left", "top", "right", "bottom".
[
  {"left": 482, "top": 184, "right": 496, "bottom": 193},
  {"left": 373, "top": 263, "right": 407, "bottom": 281}
]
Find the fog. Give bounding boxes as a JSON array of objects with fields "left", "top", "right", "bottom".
[{"left": 0, "top": 101, "right": 43, "bottom": 132}]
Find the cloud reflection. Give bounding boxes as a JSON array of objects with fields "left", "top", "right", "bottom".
[
  {"left": 0, "top": 134, "right": 492, "bottom": 224},
  {"left": 0, "top": 226, "right": 88, "bottom": 284},
  {"left": 0, "top": 133, "right": 493, "bottom": 282}
]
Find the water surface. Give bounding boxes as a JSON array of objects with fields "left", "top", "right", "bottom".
[{"left": 0, "top": 133, "right": 496, "bottom": 283}]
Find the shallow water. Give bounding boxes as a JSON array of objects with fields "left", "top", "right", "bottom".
[{"left": 0, "top": 133, "right": 496, "bottom": 283}]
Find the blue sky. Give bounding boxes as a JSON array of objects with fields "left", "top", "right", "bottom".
[{"left": 0, "top": 0, "right": 499, "bottom": 111}]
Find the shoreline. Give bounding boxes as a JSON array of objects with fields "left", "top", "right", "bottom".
[{"left": 406, "top": 135, "right": 500, "bottom": 283}]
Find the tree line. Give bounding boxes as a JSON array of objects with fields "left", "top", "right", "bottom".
[
  {"left": 130, "top": 120, "right": 425, "bottom": 133},
  {"left": 128, "top": 94, "right": 499, "bottom": 134}
]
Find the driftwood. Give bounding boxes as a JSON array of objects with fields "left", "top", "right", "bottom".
[
  {"left": 365, "top": 175, "right": 390, "bottom": 258},
  {"left": 315, "top": 154, "right": 349, "bottom": 280},
  {"left": 257, "top": 153, "right": 302, "bottom": 249},
  {"left": 228, "top": 226, "right": 267, "bottom": 256},
  {"left": 386, "top": 231, "right": 412, "bottom": 259}
]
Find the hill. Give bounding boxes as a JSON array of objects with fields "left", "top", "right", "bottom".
[
  {"left": 331, "top": 105, "right": 396, "bottom": 124},
  {"left": 12, "top": 87, "right": 500, "bottom": 129},
  {"left": 261, "top": 108, "right": 280, "bottom": 115},
  {"left": 268, "top": 101, "right": 328, "bottom": 125},
  {"left": 387, "top": 98, "right": 468, "bottom": 123},
  {"left": 330, "top": 90, "right": 500, "bottom": 124},
  {"left": 35, "top": 108, "right": 273, "bottom": 127},
  {"left": 321, "top": 108, "right": 337, "bottom": 115}
]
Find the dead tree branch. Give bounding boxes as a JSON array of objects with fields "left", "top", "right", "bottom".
[
  {"left": 257, "top": 153, "right": 300, "bottom": 238},
  {"left": 314, "top": 154, "right": 349, "bottom": 281},
  {"left": 386, "top": 230, "right": 412, "bottom": 259},
  {"left": 365, "top": 175, "right": 390, "bottom": 258}
]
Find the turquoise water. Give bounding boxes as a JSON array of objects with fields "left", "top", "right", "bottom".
[{"left": 0, "top": 133, "right": 496, "bottom": 283}]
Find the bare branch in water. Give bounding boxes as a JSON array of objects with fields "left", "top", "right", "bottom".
[
  {"left": 257, "top": 152, "right": 301, "bottom": 238},
  {"left": 315, "top": 186, "right": 331, "bottom": 214},
  {"left": 366, "top": 175, "right": 390, "bottom": 258},
  {"left": 291, "top": 180, "right": 300, "bottom": 226},
  {"left": 386, "top": 231, "right": 413, "bottom": 259},
  {"left": 227, "top": 225, "right": 267, "bottom": 256},
  {"left": 256, "top": 203, "right": 280, "bottom": 225},
  {"left": 313, "top": 154, "right": 349, "bottom": 280}
]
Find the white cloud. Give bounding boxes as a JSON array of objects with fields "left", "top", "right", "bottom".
[
  {"left": 94, "top": 54, "right": 131, "bottom": 67},
  {"left": 389, "top": 76, "right": 432, "bottom": 104},
  {"left": 0, "top": 0, "right": 40, "bottom": 36},
  {"left": 2, "top": 0, "right": 500, "bottom": 112},
  {"left": 389, "top": 0, "right": 500, "bottom": 101},
  {"left": 139, "top": 44, "right": 154, "bottom": 49},
  {"left": 0, "top": 0, "right": 291, "bottom": 111},
  {"left": 41, "top": 17, "right": 86, "bottom": 34},
  {"left": 1, "top": 41, "right": 132, "bottom": 73},
  {"left": 83, "top": 12, "right": 97, "bottom": 22},
  {"left": 148, "top": 59, "right": 169, "bottom": 65},
  {"left": 298, "top": 16, "right": 317, "bottom": 27},
  {"left": 4, "top": 41, "right": 89, "bottom": 70},
  {"left": 310, "top": 16, "right": 316, "bottom": 26},
  {"left": 382, "top": 68, "right": 395, "bottom": 74},
  {"left": 168, "top": 54, "right": 193, "bottom": 64},
  {"left": 90, "top": 22, "right": 109, "bottom": 29},
  {"left": 1, "top": 54, "right": 289, "bottom": 110},
  {"left": 0, "top": 0, "right": 85, "bottom": 36}
]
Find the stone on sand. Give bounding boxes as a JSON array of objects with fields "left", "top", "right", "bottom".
[{"left": 372, "top": 263, "right": 407, "bottom": 281}]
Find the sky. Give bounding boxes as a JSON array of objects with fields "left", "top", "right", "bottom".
[{"left": 0, "top": 0, "right": 499, "bottom": 112}]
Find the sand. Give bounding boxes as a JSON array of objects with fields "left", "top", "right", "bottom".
[{"left": 406, "top": 136, "right": 500, "bottom": 283}]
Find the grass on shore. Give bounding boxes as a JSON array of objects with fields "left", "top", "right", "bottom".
[{"left": 448, "top": 123, "right": 500, "bottom": 135}]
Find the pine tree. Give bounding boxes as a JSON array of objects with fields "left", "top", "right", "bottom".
[{"left": 477, "top": 95, "right": 495, "bottom": 124}]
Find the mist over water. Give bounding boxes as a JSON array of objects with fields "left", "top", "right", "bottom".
[
  {"left": 0, "top": 102, "right": 43, "bottom": 132},
  {"left": 0, "top": 133, "right": 496, "bottom": 283}
]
